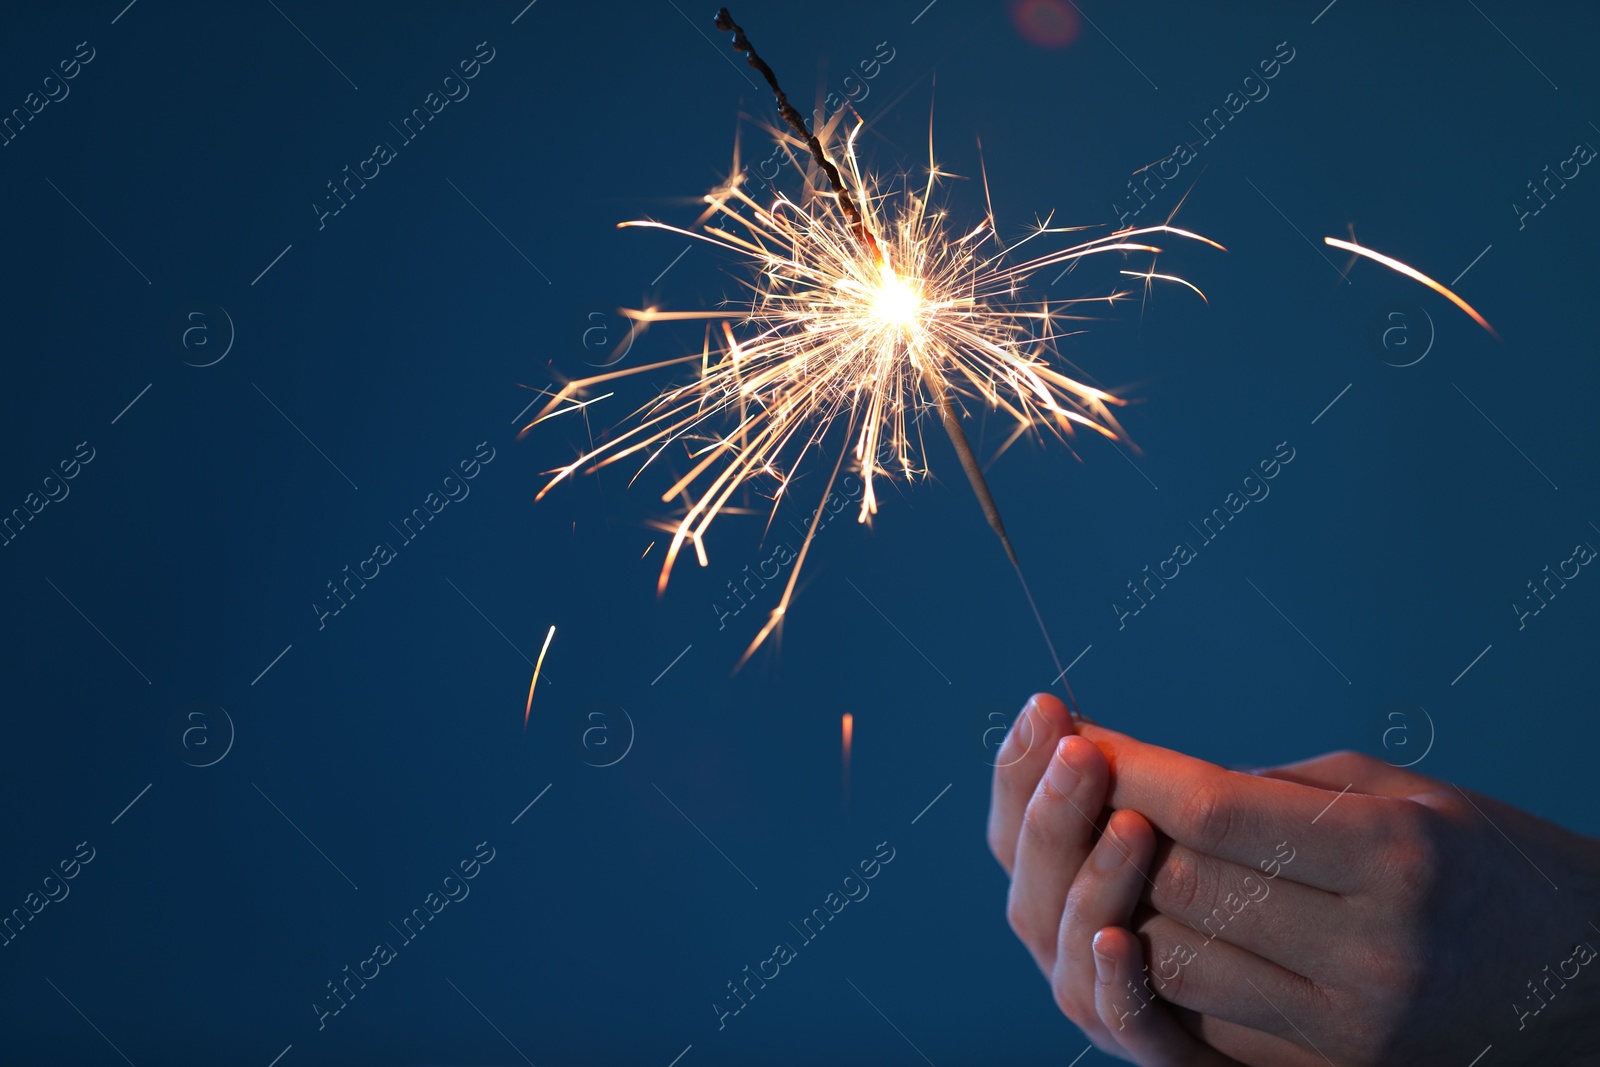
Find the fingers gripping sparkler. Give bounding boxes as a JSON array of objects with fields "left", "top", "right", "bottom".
[{"left": 523, "top": 9, "right": 1219, "bottom": 705}]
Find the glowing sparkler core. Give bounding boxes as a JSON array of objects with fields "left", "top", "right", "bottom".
[{"left": 871, "top": 266, "right": 924, "bottom": 331}]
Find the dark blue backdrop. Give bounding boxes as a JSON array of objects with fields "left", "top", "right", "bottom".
[{"left": 2, "top": 1, "right": 1596, "bottom": 1064}]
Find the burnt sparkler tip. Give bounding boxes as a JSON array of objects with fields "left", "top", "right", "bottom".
[
  {"left": 710, "top": 7, "right": 880, "bottom": 262},
  {"left": 714, "top": 8, "right": 747, "bottom": 50}
]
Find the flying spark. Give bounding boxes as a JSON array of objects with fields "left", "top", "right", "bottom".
[
  {"left": 1324, "top": 236, "right": 1497, "bottom": 338},
  {"left": 842, "top": 711, "right": 853, "bottom": 810},
  {"left": 524, "top": 624, "right": 555, "bottom": 732}
]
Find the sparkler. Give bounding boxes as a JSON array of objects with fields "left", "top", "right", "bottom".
[{"left": 524, "top": 9, "right": 1219, "bottom": 696}]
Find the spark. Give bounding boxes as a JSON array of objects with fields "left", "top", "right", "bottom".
[
  {"left": 1121, "top": 268, "right": 1207, "bottom": 303},
  {"left": 842, "top": 711, "right": 853, "bottom": 810},
  {"left": 641, "top": 541, "right": 655, "bottom": 559},
  {"left": 523, "top": 9, "right": 1218, "bottom": 670},
  {"left": 523, "top": 625, "right": 555, "bottom": 732},
  {"left": 521, "top": 391, "right": 615, "bottom": 430},
  {"left": 1324, "top": 236, "right": 1498, "bottom": 338}
]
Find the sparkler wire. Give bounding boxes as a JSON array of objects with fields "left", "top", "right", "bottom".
[{"left": 714, "top": 7, "right": 882, "bottom": 262}]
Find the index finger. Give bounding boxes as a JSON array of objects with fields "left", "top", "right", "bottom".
[
  {"left": 1076, "top": 722, "right": 1382, "bottom": 894},
  {"left": 987, "top": 692, "right": 1078, "bottom": 877}
]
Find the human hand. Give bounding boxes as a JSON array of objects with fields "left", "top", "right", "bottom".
[
  {"left": 990, "top": 694, "right": 1600, "bottom": 1066},
  {"left": 987, "top": 692, "right": 1223, "bottom": 1062}
]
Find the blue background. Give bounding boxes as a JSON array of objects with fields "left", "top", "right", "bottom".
[{"left": 1, "top": 1, "right": 1596, "bottom": 1064}]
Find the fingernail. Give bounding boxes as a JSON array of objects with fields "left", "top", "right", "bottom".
[
  {"left": 1046, "top": 737, "right": 1081, "bottom": 794},
  {"left": 1094, "top": 823, "right": 1126, "bottom": 872},
  {"left": 1003, "top": 697, "right": 1037, "bottom": 753},
  {"left": 1092, "top": 936, "right": 1115, "bottom": 982}
]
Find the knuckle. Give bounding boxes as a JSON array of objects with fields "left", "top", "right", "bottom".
[
  {"left": 1059, "top": 875, "right": 1098, "bottom": 937},
  {"left": 1157, "top": 964, "right": 1188, "bottom": 1006},
  {"left": 1143, "top": 934, "right": 1193, "bottom": 1004},
  {"left": 1157, "top": 963, "right": 1187, "bottom": 1005},
  {"left": 1154, "top": 847, "right": 1207, "bottom": 916},
  {"left": 1173, "top": 780, "right": 1237, "bottom": 852},
  {"left": 1004, "top": 886, "right": 1049, "bottom": 958},
  {"left": 1371, "top": 802, "right": 1442, "bottom": 907},
  {"left": 1049, "top": 970, "right": 1095, "bottom": 1031},
  {"left": 1019, "top": 787, "right": 1067, "bottom": 852}
]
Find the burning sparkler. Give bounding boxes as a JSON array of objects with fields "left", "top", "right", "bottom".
[{"left": 524, "top": 9, "right": 1219, "bottom": 690}]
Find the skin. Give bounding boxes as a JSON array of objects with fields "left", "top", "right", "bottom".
[{"left": 988, "top": 693, "right": 1600, "bottom": 1066}]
